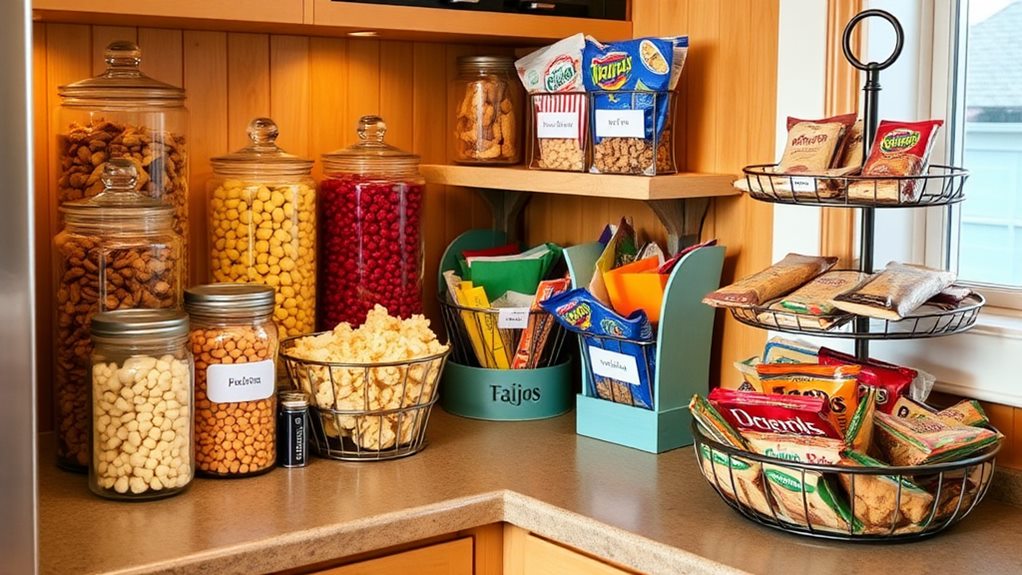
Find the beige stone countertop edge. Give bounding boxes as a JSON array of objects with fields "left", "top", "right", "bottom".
[
  {"left": 102, "top": 491, "right": 508, "bottom": 575},
  {"left": 502, "top": 491, "right": 752, "bottom": 575}
]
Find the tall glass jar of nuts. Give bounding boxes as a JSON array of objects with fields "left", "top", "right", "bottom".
[
  {"left": 208, "top": 118, "right": 316, "bottom": 338},
  {"left": 318, "top": 115, "right": 424, "bottom": 329},
  {"left": 54, "top": 159, "right": 183, "bottom": 471},
  {"left": 56, "top": 40, "right": 189, "bottom": 280},
  {"left": 452, "top": 56, "right": 522, "bottom": 164},
  {"left": 89, "top": 309, "right": 193, "bottom": 500},
  {"left": 185, "top": 283, "right": 279, "bottom": 478}
]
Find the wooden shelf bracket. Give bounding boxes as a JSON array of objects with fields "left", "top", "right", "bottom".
[
  {"left": 475, "top": 188, "right": 532, "bottom": 242},
  {"left": 646, "top": 197, "right": 711, "bottom": 254}
]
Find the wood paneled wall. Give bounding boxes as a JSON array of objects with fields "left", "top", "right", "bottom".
[
  {"left": 33, "top": 0, "right": 781, "bottom": 433},
  {"left": 525, "top": 0, "right": 779, "bottom": 385},
  {"left": 32, "top": 23, "right": 496, "bottom": 429}
]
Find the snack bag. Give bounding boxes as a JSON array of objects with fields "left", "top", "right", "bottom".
[
  {"left": 727, "top": 355, "right": 763, "bottom": 392},
  {"left": 817, "top": 347, "right": 916, "bottom": 413},
  {"left": 583, "top": 36, "right": 687, "bottom": 175},
  {"left": 516, "top": 34, "right": 589, "bottom": 171},
  {"left": 762, "top": 336, "right": 820, "bottom": 364},
  {"left": 847, "top": 119, "right": 943, "bottom": 203},
  {"left": 938, "top": 399, "right": 989, "bottom": 428},
  {"left": 690, "top": 395, "right": 775, "bottom": 517},
  {"left": 588, "top": 217, "right": 637, "bottom": 305},
  {"left": 831, "top": 262, "right": 955, "bottom": 321},
  {"left": 844, "top": 385, "right": 877, "bottom": 453},
  {"left": 756, "top": 363, "right": 861, "bottom": 433},
  {"left": 838, "top": 450, "right": 935, "bottom": 533},
  {"left": 702, "top": 253, "right": 837, "bottom": 308},
  {"left": 707, "top": 387, "right": 844, "bottom": 439},
  {"left": 541, "top": 288, "right": 656, "bottom": 408},
  {"left": 874, "top": 411, "right": 1001, "bottom": 466},
  {"left": 777, "top": 121, "right": 847, "bottom": 174}
]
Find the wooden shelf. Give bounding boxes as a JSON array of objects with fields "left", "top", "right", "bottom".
[
  {"left": 32, "top": 0, "right": 631, "bottom": 44},
  {"left": 311, "top": 0, "right": 631, "bottom": 44},
  {"left": 420, "top": 165, "right": 739, "bottom": 201}
]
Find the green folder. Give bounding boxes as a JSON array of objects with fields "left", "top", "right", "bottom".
[{"left": 459, "top": 243, "right": 563, "bottom": 301}]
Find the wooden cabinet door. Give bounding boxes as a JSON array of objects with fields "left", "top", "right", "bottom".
[
  {"left": 504, "top": 525, "right": 635, "bottom": 575},
  {"left": 312, "top": 537, "right": 473, "bottom": 575}
]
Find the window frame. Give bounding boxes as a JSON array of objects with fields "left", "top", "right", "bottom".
[{"left": 923, "top": 0, "right": 1022, "bottom": 310}]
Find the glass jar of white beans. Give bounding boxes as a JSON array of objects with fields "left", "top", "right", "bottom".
[{"left": 89, "top": 309, "right": 194, "bottom": 500}]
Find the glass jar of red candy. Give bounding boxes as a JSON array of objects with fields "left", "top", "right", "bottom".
[{"left": 318, "top": 115, "right": 424, "bottom": 329}]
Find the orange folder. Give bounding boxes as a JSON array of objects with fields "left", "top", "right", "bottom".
[{"left": 603, "top": 256, "right": 668, "bottom": 323}]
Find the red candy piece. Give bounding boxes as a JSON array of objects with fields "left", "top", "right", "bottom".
[{"left": 318, "top": 174, "right": 423, "bottom": 329}]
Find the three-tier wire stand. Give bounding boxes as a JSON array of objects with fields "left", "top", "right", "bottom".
[{"left": 694, "top": 10, "right": 1000, "bottom": 541}]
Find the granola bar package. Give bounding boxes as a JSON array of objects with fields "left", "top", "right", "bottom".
[
  {"left": 702, "top": 253, "right": 837, "bottom": 308},
  {"left": 831, "top": 262, "right": 956, "bottom": 321},
  {"left": 874, "top": 411, "right": 1001, "bottom": 466},
  {"left": 838, "top": 450, "right": 935, "bottom": 532}
]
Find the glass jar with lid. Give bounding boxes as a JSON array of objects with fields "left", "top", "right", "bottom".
[
  {"left": 318, "top": 115, "right": 424, "bottom": 329},
  {"left": 54, "top": 158, "right": 183, "bottom": 471},
  {"left": 208, "top": 118, "right": 316, "bottom": 338},
  {"left": 452, "top": 55, "right": 523, "bottom": 164},
  {"left": 89, "top": 309, "right": 193, "bottom": 500},
  {"left": 185, "top": 283, "right": 279, "bottom": 478},
  {"left": 57, "top": 40, "right": 189, "bottom": 280}
]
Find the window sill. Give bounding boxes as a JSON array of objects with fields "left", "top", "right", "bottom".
[{"left": 970, "top": 305, "right": 1022, "bottom": 340}]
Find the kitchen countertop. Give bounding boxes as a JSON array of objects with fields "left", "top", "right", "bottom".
[{"left": 39, "top": 410, "right": 1022, "bottom": 575}]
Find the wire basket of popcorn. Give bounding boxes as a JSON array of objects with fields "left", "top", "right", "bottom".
[{"left": 279, "top": 306, "right": 450, "bottom": 461}]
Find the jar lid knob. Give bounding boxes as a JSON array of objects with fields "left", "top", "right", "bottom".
[
  {"left": 247, "top": 117, "right": 280, "bottom": 146},
  {"left": 105, "top": 41, "right": 142, "bottom": 70},
  {"left": 357, "top": 115, "right": 387, "bottom": 143},
  {"left": 101, "top": 158, "right": 139, "bottom": 192}
]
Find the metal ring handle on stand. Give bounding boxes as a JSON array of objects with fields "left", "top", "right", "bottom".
[{"left": 842, "top": 9, "right": 904, "bottom": 71}]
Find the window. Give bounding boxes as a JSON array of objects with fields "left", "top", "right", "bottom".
[{"left": 929, "top": 0, "right": 1022, "bottom": 307}]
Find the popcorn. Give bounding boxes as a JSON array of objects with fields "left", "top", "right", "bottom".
[{"left": 287, "top": 305, "right": 447, "bottom": 450}]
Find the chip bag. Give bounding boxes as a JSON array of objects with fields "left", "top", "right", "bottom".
[
  {"left": 707, "top": 387, "right": 843, "bottom": 439},
  {"left": 756, "top": 363, "right": 861, "bottom": 433}
]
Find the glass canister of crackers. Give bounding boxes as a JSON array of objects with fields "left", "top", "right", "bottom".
[{"left": 847, "top": 119, "right": 943, "bottom": 203}]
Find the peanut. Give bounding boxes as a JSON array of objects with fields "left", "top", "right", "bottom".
[
  {"left": 191, "top": 325, "right": 277, "bottom": 475},
  {"left": 91, "top": 354, "right": 192, "bottom": 497},
  {"left": 209, "top": 180, "right": 316, "bottom": 338},
  {"left": 57, "top": 119, "right": 189, "bottom": 275},
  {"left": 54, "top": 236, "right": 181, "bottom": 468}
]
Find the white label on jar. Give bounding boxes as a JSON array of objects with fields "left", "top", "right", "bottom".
[
  {"left": 537, "top": 112, "right": 580, "bottom": 139},
  {"left": 594, "top": 109, "right": 645, "bottom": 138},
  {"left": 207, "top": 359, "right": 275, "bottom": 403},
  {"left": 497, "top": 307, "right": 531, "bottom": 329},
  {"left": 588, "top": 346, "right": 641, "bottom": 386}
]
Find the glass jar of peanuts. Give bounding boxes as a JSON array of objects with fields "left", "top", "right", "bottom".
[
  {"left": 184, "top": 283, "right": 279, "bottom": 478},
  {"left": 318, "top": 115, "right": 424, "bottom": 329},
  {"left": 89, "top": 309, "right": 193, "bottom": 500},
  {"left": 208, "top": 118, "right": 316, "bottom": 338},
  {"left": 452, "top": 56, "right": 522, "bottom": 164},
  {"left": 57, "top": 40, "right": 189, "bottom": 282},
  {"left": 54, "top": 159, "right": 183, "bottom": 472}
]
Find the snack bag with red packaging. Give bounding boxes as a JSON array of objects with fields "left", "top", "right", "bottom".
[
  {"left": 707, "top": 387, "right": 844, "bottom": 439},
  {"left": 848, "top": 119, "right": 943, "bottom": 203},
  {"left": 817, "top": 347, "right": 916, "bottom": 413}
]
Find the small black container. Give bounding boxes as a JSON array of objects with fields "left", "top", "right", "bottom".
[{"left": 277, "top": 391, "right": 309, "bottom": 468}]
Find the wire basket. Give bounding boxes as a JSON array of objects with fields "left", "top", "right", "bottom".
[
  {"left": 692, "top": 421, "right": 1000, "bottom": 541},
  {"left": 439, "top": 299, "right": 569, "bottom": 369},
  {"left": 279, "top": 335, "right": 450, "bottom": 461},
  {"left": 729, "top": 291, "right": 985, "bottom": 340},
  {"left": 740, "top": 164, "right": 969, "bottom": 207},
  {"left": 579, "top": 332, "right": 657, "bottom": 410}
]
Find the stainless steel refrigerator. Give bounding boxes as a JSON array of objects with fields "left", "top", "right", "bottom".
[{"left": 1, "top": 0, "right": 39, "bottom": 572}]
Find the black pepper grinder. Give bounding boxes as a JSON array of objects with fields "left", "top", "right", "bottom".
[{"left": 277, "top": 391, "right": 310, "bottom": 467}]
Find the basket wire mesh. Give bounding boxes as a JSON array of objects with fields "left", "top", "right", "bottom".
[
  {"left": 439, "top": 299, "right": 568, "bottom": 369},
  {"left": 280, "top": 335, "right": 449, "bottom": 461},
  {"left": 692, "top": 421, "right": 999, "bottom": 541},
  {"left": 740, "top": 164, "right": 969, "bottom": 207},
  {"left": 729, "top": 292, "right": 985, "bottom": 340}
]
